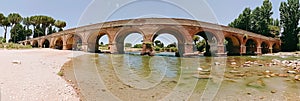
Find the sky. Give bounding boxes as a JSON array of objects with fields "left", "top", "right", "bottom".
[{"left": 0, "top": 0, "right": 286, "bottom": 44}]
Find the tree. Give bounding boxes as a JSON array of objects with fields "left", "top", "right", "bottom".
[
  {"left": 229, "top": 0, "right": 275, "bottom": 37},
  {"left": 133, "top": 44, "right": 143, "bottom": 48},
  {"left": 7, "top": 13, "right": 22, "bottom": 27},
  {"left": 154, "top": 40, "right": 164, "bottom": 48},
  {"left": 280, "top": 0, "right": 300, "bottom": 51},
  {"left": 10, "top": 24, "right": 26, "bottom": 43},
  {"left": 125, "top": 43, "right": 132, "bottom": 47},
  {"left": 193, "top": 36, "right": 200, "bottom": 44},
  {"left": 54, "top": 20, "right": 66, "bottom": 31},
  {"left": 229, "top": 7, "right": 251, "bottom": 31},
  {"left": 0, "top": 14, "right": 11, "bottom": 42}
]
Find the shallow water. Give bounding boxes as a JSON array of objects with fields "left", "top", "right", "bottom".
[{"left": 62, "top": 54, "right": 300, "bottom": 101}]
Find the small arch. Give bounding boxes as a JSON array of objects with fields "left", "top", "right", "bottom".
[
  {"left": 32, "top": 40, "right": 39, "bottom": 48},
  {"left": 42, "top": 39, "right": 50, "bottom": 48},
  {"left": 225, "top": 35, "right": 241, "bottom": 56},
  {"left": 26, "top": 41, "right": 31, "bottom": 46},
  {"left": 54, "top": 38, "right": 63, "bottom": 50},
  {"left": 261, "top": 42, "right": 269, "bottom": 54},
  {"left": 272, "top": 43, "right": 280, "bottom": 53},
  {"left": 245, "top": 39, "right": 257, "bottom": 55}
]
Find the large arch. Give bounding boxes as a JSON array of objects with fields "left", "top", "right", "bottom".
[
  {"left": 54, "top": 37, "right": 63, "bottom": 50},
  {"left": 66, "top": 34, "right": 82, "bottom": 50},
  {"left": 152, "top": 27, "right": 186, "bottom": 56},
  {"left": 114, "top": 28, "right": 145, "bottom": 54},
  {"left": 32, "top": 40, "right": 39, "bottom": 48},
  {"left": 245, "top": 39, "right": 257, "bottom": 55},
  {"left": 193, "top": 31, "right": 218, "bottom": 56},
  {"left": 225, "top": 35, "right": 241, "bottom": 55},
  {"left": 41, "top": 39, "right": 50, "bottom": 48}
]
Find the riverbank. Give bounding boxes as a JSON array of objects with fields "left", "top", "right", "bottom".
[{"left": 0, "top": 48, "right": 81, "bottom": 101}]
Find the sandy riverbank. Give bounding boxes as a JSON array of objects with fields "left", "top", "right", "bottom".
[{"left": 0, "top": 48, "right": 82, "bottom": 101}]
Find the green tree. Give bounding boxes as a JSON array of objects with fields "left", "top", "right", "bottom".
[
  {"left": 7, "top": 13, "right": 22, "bottom": 27},
  {"left": 280, "top": 0, "right": 300, "bottom": 51},
  {"left": 0, "top": 14, "right": 11, "bottom": 42},
  {"left": 193, "top": 35, "right": 200, "bottom": 44},
  {"left": 54, "top": 20, "right": 66, "bottom": 31},
  {"left": 154, "top": 40, "right": 164, "bottom": 48},
  {"left": 10, "top": 24, "right": 26, "bottom": 43},
  {"left": 125, "top": 43, "right": 132, "bottom": 47},
  {"left": 229, "top": 7, "right": 251, "bottom": 31}
]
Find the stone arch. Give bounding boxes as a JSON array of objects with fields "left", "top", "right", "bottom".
[
  {"left": 152, "top": 27, "right": 187, "bottom": 56},
  {"left": 54, "top": 37, "right": 63, "bottom": 50},
  {"left": 193, "top": 31, "right": 219, "bottom": 56},
  {"left": 261, "top": 41, "right": 269, "bottom": 54},
  {"left": 26, "top": 41, "right": 31, "bottom": 46},
  {"left": 41, "top": 39, "right": 50, "bottom": 48},
  {"left": 225, "top": 35, "right": 241, "bottom": 55},
  {"left": 272, "top": 43, "right": 280, "bottom": 53},
  {"left": 87, "top": 30, "right": 112, "bottom": 53},
  {"left": 32, "top": 40, "right": 39, "bottom": 48},
  {"left": 245, "top": 38, "right": 258, "bottom": 55},
  {"left": 114, "top": 28, "right": 145, "bottom": 54},
  {"left": 66, "top": 34, "right": 83, "bottom": 50}
]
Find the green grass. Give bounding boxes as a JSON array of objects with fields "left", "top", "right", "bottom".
[{"left": 0, "top": 43, "right": 32, "bottom": 49}]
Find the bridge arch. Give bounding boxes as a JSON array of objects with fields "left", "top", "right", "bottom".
[
  {"left": 272, "top": 43, "right": 280, "bottom": 53},
  {"left": 41, "top": 39, "right": 50, "bottom": 48},
  {"left": 54, "top": 37, "right": 63, "bottom": 50},
  {"left": 87, "top": 30, "right": 113, "bottom": 53},
  {"left": 193, "top": 31, "right": 219, "bottom": 56},
  {"left": 225, "top": 35, "right": 241, "bottom": 55},
  {"left": 32, "top": 40, "right": 39, "bottom": 48},
  {"left": 261, "top": 41, "right": 269, "bottom": 54},
  {"left": 114, "top": 27, "right": 145, "bottom": 54},
  {"left": 244, "top": 38, "right": 258, "bottom": 55},
  {"left": 151, "top": 27, "right": 186, "bottom": 56},
  {"left": 66, "top": 34, "right": 83, "bottom": 50},
  {"left": 25, "top": 41, "right": 31, "bottom": 46}
]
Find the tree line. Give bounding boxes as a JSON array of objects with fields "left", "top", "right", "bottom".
[
  {"left": 0, "top": 13, "right": 66, "bottom": 43},
  {"left": 229, "top": 0, "right": 300, "bottom": 52}
]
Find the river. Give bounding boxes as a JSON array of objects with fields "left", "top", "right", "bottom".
[{"left": 61, "top": 53, "right": 300, "bottom": 101}]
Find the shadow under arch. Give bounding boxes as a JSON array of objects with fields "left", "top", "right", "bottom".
[
  {"left": 114, "top": 28, "right": 145, "bottom": 54},
  {"left": 41, "top": 39, "right": 50, "bottom": 48},
  {"left": 66, "top": 34, "right": 83, "bottom": 51},
  {"left": 245, "top": 38, "right": 257, "bottom": 55},
  {"left": 272, "top": 43, "right": 280, "bottom": 53},
  {"left": 225, "top": 35, "right": 240, "bottom": 56},
  {"left": 194, "top": 31, "right": 218, "bottom": 56},
  {"left": 261, "top": 41, "right": 269, "bottom": 54},
  {"left": 32, "top": 40, "right": 39, "bottom": 48},
  {"left": 152, "top": 27, "right": 185, "bottom": 57},
  {"left": 54, "top": 37, "right": 63, "bottom": 50}
]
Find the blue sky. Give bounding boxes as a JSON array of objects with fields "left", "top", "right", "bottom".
[{"left": 0, "top": 0, "right": 286, "bottom": 44}]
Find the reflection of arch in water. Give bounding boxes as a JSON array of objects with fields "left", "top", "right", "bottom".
[{"left": 225, "top": 35, "right": 240, "bottom": 56}]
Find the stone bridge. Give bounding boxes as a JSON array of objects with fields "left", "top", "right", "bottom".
[{"left": 19, "top": 18, "right": 281, "bottom": 56}]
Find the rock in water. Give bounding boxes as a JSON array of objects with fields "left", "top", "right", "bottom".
[{"left": 12, "top": 60, "right": 21, "bottom": 64}]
